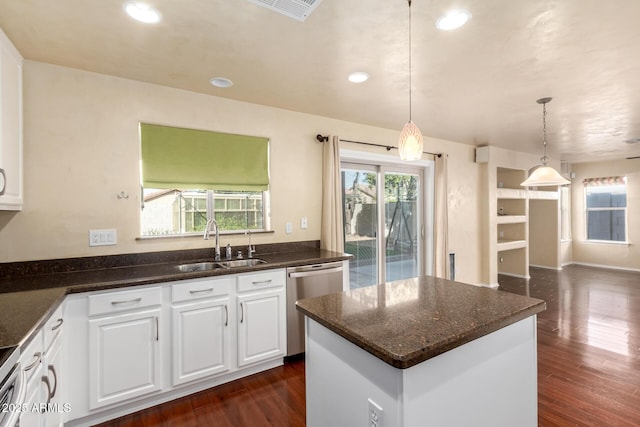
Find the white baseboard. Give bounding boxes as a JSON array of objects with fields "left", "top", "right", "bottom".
[
  {"left": 529, "top": 264, "right": 562, "bottom": 271},
  {"left": 476, "top": 282, "right": 500, "bottom": 288},
  {"left": 497, "top": 272, "right": 531, "bottom": 279},
  {"left": 569, "top": 262, "right": 640, "bottom": 274}
]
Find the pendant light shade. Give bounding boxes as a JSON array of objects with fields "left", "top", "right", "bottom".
[
  {"left": 399, "top": 120, "right": 424, "bottom": 161},
  {"left": 521, "top": 165, "right": 570, "bottom": 187},
  {"left": 398, "top": 0, "right": 423, "bottom": 161},
  {"left": 521, "top": 97, "right": 570, "bottom": 187}
]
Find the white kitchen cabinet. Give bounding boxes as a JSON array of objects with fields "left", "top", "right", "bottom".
[
  {"left": 42, "top": 334, "right": 64, "bottom": 426},
  {"left": 19, "top": 330, "right": 44, "bottom": 427},
  {"left": 0, "top": 27, "right": 23, "bottom": 210},
  {"left": 88, "top": 295, "right": 162, "bottom": 410},
  {"left": 171, "top": 276, "right": 233, "bottom": 386},
  {"left": 236, "top": 270, "right": 286, "bottom": 367}
]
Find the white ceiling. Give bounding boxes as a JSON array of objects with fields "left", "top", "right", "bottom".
[{"left": 1, "top": 0, "right": 640, "bottom": 163}]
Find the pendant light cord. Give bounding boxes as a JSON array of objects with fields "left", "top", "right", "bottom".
[{"left": 408, "top": 0, "right": 413, "bottom": 122}]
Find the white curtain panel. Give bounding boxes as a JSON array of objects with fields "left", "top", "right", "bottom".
[
  {"left": 320, "top": 136, "right": 345, "bottom": 252},
  {"left": 433, "top": 154, "right": 449, "bottom": 278}
]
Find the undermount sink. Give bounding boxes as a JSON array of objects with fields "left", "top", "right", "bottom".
[
  {"left": 175, "top": 262, "right": 223, "bottom": 272},
  {"left": 175, "top": 258, "right": 267, "bottom": 272},
  {"left": 218, "top": 258, "right": 267, "bottom": 268}
]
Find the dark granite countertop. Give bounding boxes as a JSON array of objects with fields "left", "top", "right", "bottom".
[
  {"left": 0, "top": 244, "right": 350, "bottom": 350},
  {"left": 296, "top": 275, "right": 546, "bottom": 369}
]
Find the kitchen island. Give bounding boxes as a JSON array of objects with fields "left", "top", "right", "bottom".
[{"left": 296, "top": 275, "right": 546, "bottom": 427}]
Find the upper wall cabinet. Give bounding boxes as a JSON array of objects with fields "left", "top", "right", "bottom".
[{"left": 0, "top": 27, "right": 23, "bottom": 211}]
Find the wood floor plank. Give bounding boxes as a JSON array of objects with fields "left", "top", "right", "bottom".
[{"left": 95, "top": 265, "right": 640, "bottom": 427}]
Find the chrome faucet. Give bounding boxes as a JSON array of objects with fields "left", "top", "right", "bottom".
[
  {"left": 247, "top": 230, "right": 256, "bottom": 258},
  {"left": 204, "top": 218, "right": 221, "bottom": 261}
]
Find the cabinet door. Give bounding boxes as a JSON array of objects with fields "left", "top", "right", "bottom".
[
  {"left": 88, "top": 308, "right": 162, "bottom": 409},
  {"left": 0, "top": 29, "right": 23, "bottom": 210},
  {"left": 42, "top": 334, "right": 64, "bottom": 427},
  {"left": 19, "top": 358, "right": 45, "bottom": 427},
  {"left": 237, "top": 290, "right": 285, "bottom": 367},
  {"left": 172, "top": 298, "right": 230, "bottom": 386}
]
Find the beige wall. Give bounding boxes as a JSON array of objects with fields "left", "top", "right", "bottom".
[
  {"left": 0, "top": 61, "right": 483, "bottom": 284},
  {"left": 571, "top": 159, "right": 640, "bottom": 271},
  {"left": 529, "top": 200, "right": 560, "bottom": 269}
]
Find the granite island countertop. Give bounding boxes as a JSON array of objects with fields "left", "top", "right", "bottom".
[
  {"left": 0, "top": 245, "right": 351, "bottom": 349},
  {"left": 296, "top": 275, "right": 546, "bottom": 369}
]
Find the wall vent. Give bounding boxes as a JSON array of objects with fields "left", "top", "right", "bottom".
[{"left": 246, "top": 0, "right": 324, "bottom": 21}]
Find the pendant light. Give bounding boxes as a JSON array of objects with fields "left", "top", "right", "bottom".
[
  {"left": 521, "top": 97, "right": 570, "bottom": 187},
  {"left": 398, "top": 0, "right": 424, "bottom": 161}
]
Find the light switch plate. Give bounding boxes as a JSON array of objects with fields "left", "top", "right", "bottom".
[
  {"left": 285, "top": 222, "right": 293, "bottom": 234},
  {"left": 301, "top": 217, "right": 308, "bottom": 229},
  {"left": 89, "top": 229, "right": 117, "bottom": 246}
]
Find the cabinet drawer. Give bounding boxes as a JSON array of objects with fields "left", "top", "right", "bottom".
[
  {"left": 171, "top": 276, "right": 232, "bottom": 303},
  {"left": 237, "top": 269, "right": 285, "bottom": 293},
  {"left": 88, "top": 286, "right": 162, "bottom": 316},
  {"left": 43, "top": 302, "right": 65, "bottom": 352}
]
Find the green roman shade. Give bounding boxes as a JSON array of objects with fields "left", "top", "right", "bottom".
[{"left": 140, "top": 123, "right": 269, "bottom": 191}]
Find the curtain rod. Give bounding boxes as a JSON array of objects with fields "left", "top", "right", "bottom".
[{"left": 316, "top": 134, "right": 442, "bottom": 158}]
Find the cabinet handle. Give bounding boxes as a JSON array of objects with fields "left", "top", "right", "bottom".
[
  {"left": 224, "top": 304, "right": 228, "bottom": 326},
  {"left": 0, "top": 168, "right": 5, "bottom": 196},
  {"left": 47, "top": 365, "right": 57, "bottom": 400},
  {"left": 42, "top": 375, "right": 52, "bottom": 404},
  {"left": 51, "top": 318, "right": 64, "bottom": 331},
  {"left": 252, "top": 279, "right": 272, "bottom": 286},
  {"left": 240, "top": 302, "right": 244, "bottom": 323},
  {"left": 155, "top": 317, "right": 159, "bottom": 341},
  {"left": 111, "top": 297, "right": 142, "bottom": 305},
  {"left": 189, "top": 288, "right": 214, "bottom": 295},
  {"left": 24, "top": 352, "right": 42, "bottom": 372}
]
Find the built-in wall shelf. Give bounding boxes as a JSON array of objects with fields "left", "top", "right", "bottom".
[
  {"left": 496, "top": 188, "right": 527, "bottom": 199},
  {"left": 497, "top": 239, "right": 527, "bottom": 251},
  {"left": 497, "top": 215, "right": 527, "bottom": 224},
  {"left": 528, "top": 190, "right": 559, "bottom": 200}
]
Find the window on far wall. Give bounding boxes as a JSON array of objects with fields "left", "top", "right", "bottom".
[
  {"left": 141, "top": 189, "right": 267, "bottom": 236},
  {"left": 584, "top": 176, "right": 627, "bottom": 242},
  {"left": 560, "top": 186, "right": 571, "bottom": 241},
  {"left": 139, "top": 123, "right": 270, "bottom": 237}
]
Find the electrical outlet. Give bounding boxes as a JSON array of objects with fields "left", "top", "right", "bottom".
[
  {"left": 499, "top": 231, "right": 504, "bottom": 238},
  {"left": 368, "top": 398, "right": 384, "bottom": 427},
  {"left": 89, "top": 229, "right": 117, "bottom": 247},
  {"left": 301, "top": 217, "right": 308, "bottom": 229},
  {"left": 285, "top": 222, "right": 293, "bottom": 234}
]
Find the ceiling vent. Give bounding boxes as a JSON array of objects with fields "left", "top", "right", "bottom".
[{"left": 246, "top": 0, "right": 324, "bottom": 21}]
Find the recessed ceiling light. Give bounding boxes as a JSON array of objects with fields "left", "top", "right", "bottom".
[
  {"left": 124, "top": 2, "right": 161, "bottom": 24},
  {"left": 348, "top": 72, "right": 369, "bottom": 83},
  {"left": 436, "top": 9, "right": 471, "bottom": 31},
  {"left": 209, "top": 77, "right": 234, "bottom": 88}
]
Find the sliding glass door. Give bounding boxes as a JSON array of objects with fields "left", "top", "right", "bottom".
[{"left": 342, "top": 162, "right": 426, "bottom": 289}]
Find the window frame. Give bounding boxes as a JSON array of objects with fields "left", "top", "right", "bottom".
[
  {"left": 583, "top": 178, "right": 628, "bottom": 244},
  {"left": 140, "top": 188, "right": 271, "bottom": 238}
]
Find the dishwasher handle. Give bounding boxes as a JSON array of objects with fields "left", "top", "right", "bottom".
[{"left": 288, "top": 266, "right": 343, "bottom": 279}]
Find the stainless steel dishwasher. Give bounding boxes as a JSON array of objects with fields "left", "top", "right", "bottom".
[{"left": 286, "top": 261, "right": 344, "bottom": 356}]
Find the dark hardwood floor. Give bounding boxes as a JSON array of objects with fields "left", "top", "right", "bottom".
[{"left": 97, "top": 265, "right": 640, "bottom": 426}]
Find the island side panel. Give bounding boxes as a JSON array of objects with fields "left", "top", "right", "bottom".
[
  {"left": 305, "top": 317, "right": 403, "bottom": 427},
  {"left": 403, "top": 316, "right": 538, "bottom": 427}
]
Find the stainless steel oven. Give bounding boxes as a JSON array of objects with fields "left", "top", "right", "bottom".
[
  {"left": 286, "top": 262, "right": 344, "bottom": 356},
  {"left": 0, "top": 347, "right": 25, "bottom": 427}
]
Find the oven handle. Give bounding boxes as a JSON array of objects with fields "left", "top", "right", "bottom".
[
  {"left": 0, "top": 364, "right": 27, "bottom": 427},
  {"left": 288, "top": 266, "right": 343, "bottom": 279}
]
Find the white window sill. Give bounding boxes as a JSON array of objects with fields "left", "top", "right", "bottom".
[
  {"left": 136, "top": 230, "right": 274, "bottom": 241},
  {"left": 583, "top": 240, "right": 631, "bottom": 246}
]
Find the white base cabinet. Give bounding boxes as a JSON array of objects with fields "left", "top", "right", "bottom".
[
  {"left": 171, "top": 276, "right": 233, "bottom": 386},
  {"left": 237, "top": 290, "right": 285, "bottom": 367},
  {"left": 88, "top": 308, "right": 162, "bottom": 409},
  {"left": 64, "top": 269, "right": 286, "bottom": 426}
]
